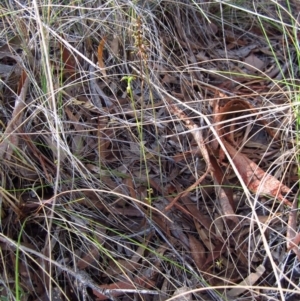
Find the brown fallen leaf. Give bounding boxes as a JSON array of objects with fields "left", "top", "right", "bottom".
[
  {"left": 171, "top": 286, "right": 192, "bottom": 301},
  {"left": 109, "top": 35, "right": 119, "bottom": 58},
  {"left": 188, "top": 234, "right": 206, "bottom": 270},
  {"left": 60, "top": 39, "right": 76, "bottom": 77},
  {"left": 214, "top": 99, "right": 278, "bottom": 148},
  {"left": 288, "top": 232, "right": 300, "bottom": 254},
  {"left": 0, "top": 71, "right": 29, "bottom": 160},
  {"left": 226, "top": 264, "right": 265, "bottom": 297},
  {"left": 215, "top": 182, "right": 239, "bottom": 226},
  {"left": 244, "top": 53, "right": 265, "bottom": 72},
  {"left": 194, "top": 220, "right": 215, "bottom": 251},
  {"left": 287, "top": 199, "right": 300, "bottom": 260},
  {"left": 98, "top": 36, "right": 107, "bottom": 76},
  {"left": 224, "top": 141, "right": 292, "bottom": 207},
  {"left": 210, "top": 156, "right": 239, "bottom": 225},
  {"left": 77, "top": 245, "right": 100, "bottom": 270},
  {"left": 181, "top": 196, "right": 216, "bottom": 236}
]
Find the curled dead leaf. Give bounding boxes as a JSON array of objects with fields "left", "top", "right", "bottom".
[{"left": 224, "top": 141, "right": 292, "bottom": 207}]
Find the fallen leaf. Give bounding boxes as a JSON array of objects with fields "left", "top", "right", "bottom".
[
  {"left": 109, "top": 35, "right": 119, "bottom": 57},
  {"left": 224, "top": 141, "right": 292, "bottom": 207},
  {"left": 0, "top": 72, "right": 29, "bottom": 160},
  {"left": 244, "top": 53, "right": 265, "bottom": 72},
  {"left": 17, "top": 69, "right": 28, "bottom": 95},
  {"left": 288, "top": 232, "right": 300, "bottom": 251},
  {"left": 60, "top": 40, "right": 76, "bottom": 76},
  {"left": 210, "top": 156, "right": 237, "bottom": 224},
  {"left": 215, "top": 99, "right": 278, "bottom": 146},
  {"left": 171, "top": 286, "right": 192, "bottom": 301},
  {"left": 97, "top": 116, "right": 113, "bottom": 160},
  {"left": 287, "top": 199, "right": 300, "bottom": 260},
  {"left": 194, "top": 219, "right": 215, "bottom": 251},
  {"left": 162, "top": 73, "right": 178, "bottom": 84},
  {"left": 227, "top": 264, "right": 265, "bottom": 297},
  {"left": 215, "top": 183, "right": 239, "bottom": 225},
  {"left": 212, "top": 214, "right": 224, "bottom": 239},
  {"left": 188, "top": 234, "right": 206, "bottom": 270},
  {"left": 181, "top": 196, "right": 215, "bottom": 235},
  {"left": 207, "top": 22, "right": 218, "bottom": 35},
  {"left": 98, "top": 36, "right": 107, "bottom": 76},
  {"left": 77, "top": 245, "right": 100, "bottom": 270}
]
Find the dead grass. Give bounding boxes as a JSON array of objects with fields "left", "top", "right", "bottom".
[{"left": 0, "top": 0, "right": 300, "bottom": 300}]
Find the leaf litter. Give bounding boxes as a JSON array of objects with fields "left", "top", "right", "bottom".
[{"left": 0, "top": 1, "right": 299, "bottom": 301}]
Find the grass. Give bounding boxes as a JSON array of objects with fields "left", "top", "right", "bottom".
[{"left": 0, "top": 0, "right": 300, "bottom": 300}]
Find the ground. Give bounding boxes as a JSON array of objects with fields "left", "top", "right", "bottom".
[{"left": 0, "top": 1, "right": 300, "bottom": 301}]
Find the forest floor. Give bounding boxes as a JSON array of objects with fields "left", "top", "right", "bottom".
[{"left": 0, "top": 1, "right": 300, "bottom": 301}]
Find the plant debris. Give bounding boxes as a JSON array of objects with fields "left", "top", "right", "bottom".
[{"left": 0, "top": 1, "right": 299, "bottom": 301}]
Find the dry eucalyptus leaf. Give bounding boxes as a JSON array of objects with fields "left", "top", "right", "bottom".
[
  {"left": 188, "top": 234, "right": 206, "bottom": 270},
  {"left": 227, "top": 264, "right": 265, "bottom": 297},
  {"left": 244, "top": 53, "right": 265, "bottom": 72},
  {"left": 171, "top": 286, "right": 192, "bottom": 301},
  {"left": 98, "top": 36, "right": 107, "bottom": 76},
  {"left": 224, "top": 141, "right": 292, "bottom": 207}
]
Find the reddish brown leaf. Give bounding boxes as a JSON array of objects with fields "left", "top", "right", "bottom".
[
  {"left": 215, "top": 184, "right": 239, "bottom": 225},
  {"left": 209, "top": 156, "right": 239, "bottom": 225},
  {"left": 124, "top": 177, "right": 137, "bottom": 199},
  {"left": 17, "top": 69, "right": 27, "bottom": 95},
  {"left": 60, "top": 42, "right": 76, "bottom": 76},
  {"left": 97, "top": 116, "right": 112, "bottom": 160},
  {"left": 244, "top": 53, "right": 265, "bottom": 72},
  {"left": 188, "top": 234, "right": 206, "bottom": 270},
  {"left": 288, "top": 232, "right": 300, "bottom": 251},
  {"left": 215, "top": 99, "right": 277, "bottom": 146},
  {"left": 224, "top": 141, "right": 292, "bottom": 207},
  {"left": 98, "top": 36, "right": 107, "bottom": 76},
  {"left": 194, "top": 219, "right": 215, "bottom": 251},
  {"left": 181, "top": 196, "right": 216, "bottom": 236},
  {"left": 77, "top": 245, "right": 99, "bottom": 270}
]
